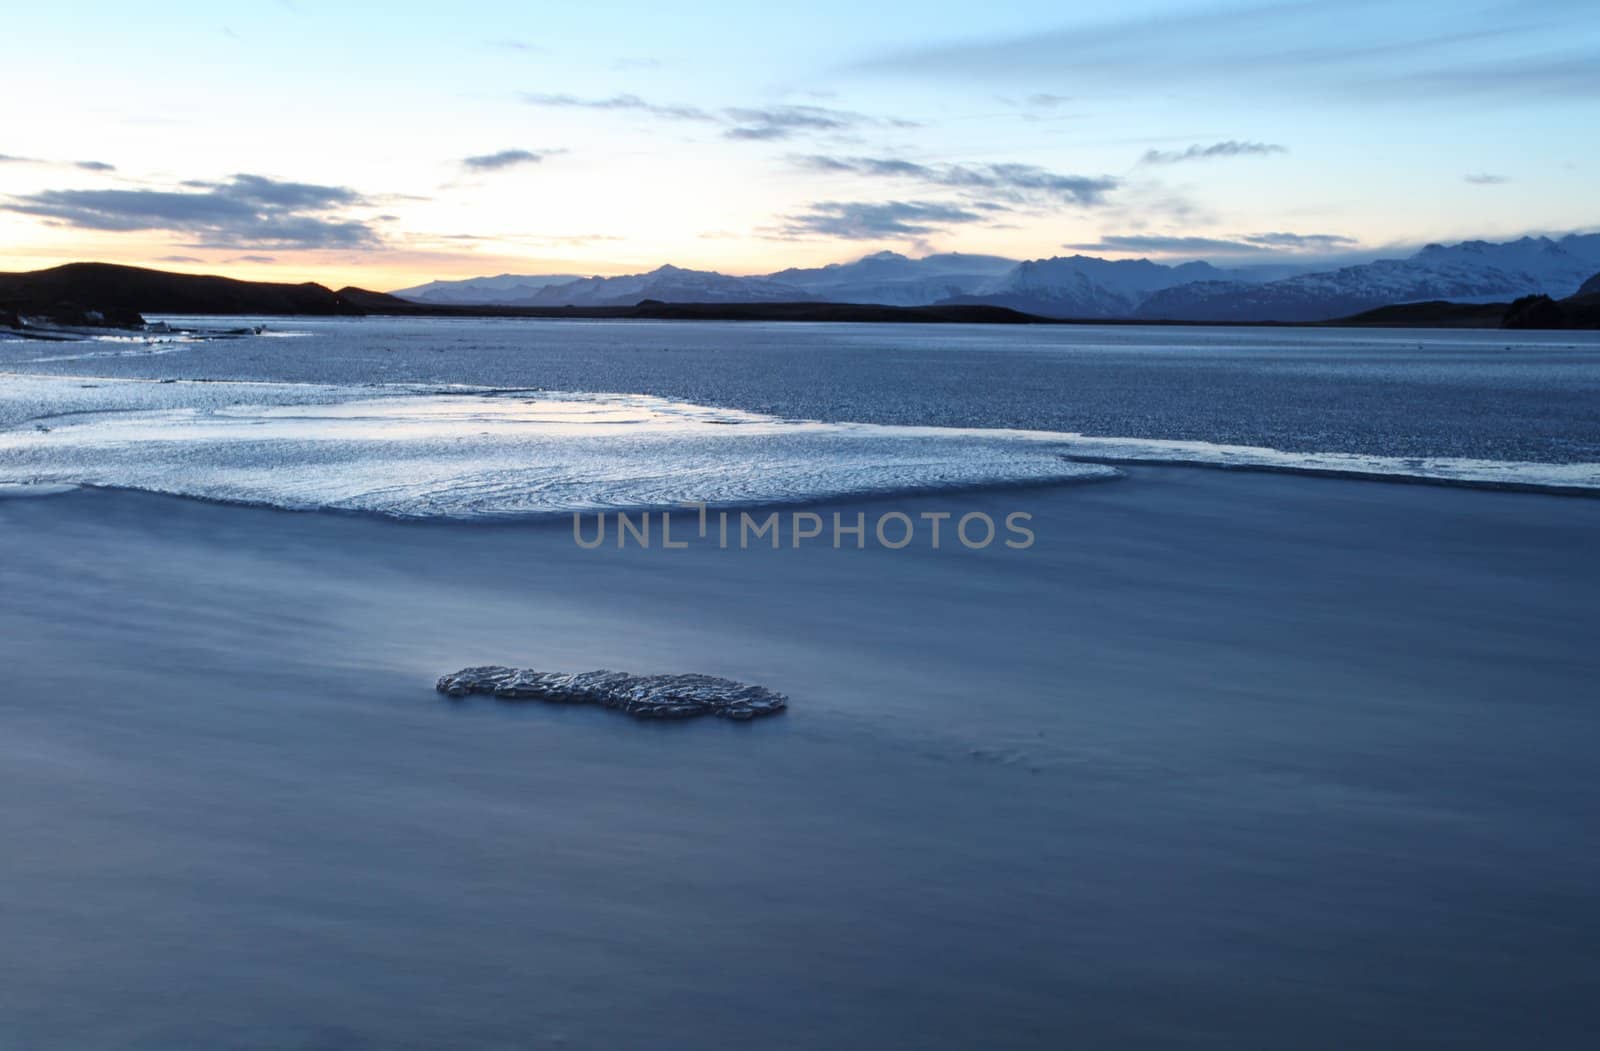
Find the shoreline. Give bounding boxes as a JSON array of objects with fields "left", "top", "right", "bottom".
[
  {"left": 4, "top": 455, "right": 1600, "bottom": 530},
  {"left": 5, "top": 306, "right": 1578, "bottom": 331}
]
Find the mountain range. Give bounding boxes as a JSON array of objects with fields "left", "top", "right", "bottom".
[
  {"left": 393, "top": 235, "right": 1600, "bottom": 323},
  {"left": 8, "top": 259, "right": 1599, "bottom": 332},
  {"left": 1135, "top": 235, "right": 1600, "bottom": 322}
]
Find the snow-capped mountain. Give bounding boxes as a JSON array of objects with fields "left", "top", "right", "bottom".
[
  {"left": 768, "top": 251, "right": 1016, "bottom": 306},
  {"left": 394, "top": 253, "right": 1012, "bottom": 308},
  {"left": 1136, "top": 235, "right": 1600, "bottom": 322},
  {"left": 392, "top": 273, "right": 582, "bottom": 305},
  {"left": 528, "top": 265, "right": 815, "bottom": 306},
  {"left": 396, "top": 265, "right": 814, "bottom": 307},
  {"left": 941, "top": 255, "right": 1233, "bottom": 318}
]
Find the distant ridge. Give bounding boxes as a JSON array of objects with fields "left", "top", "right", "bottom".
[{"left": 392, "top": 234, "right": 1600, "bottom": 323}]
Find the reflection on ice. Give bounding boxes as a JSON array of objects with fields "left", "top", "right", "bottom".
[
  {"left": 1, "top": 373, "right": 1594, "bottom": 516},
  {"left": 0, "top": 377, "right": 1118, "bottom": 517}
]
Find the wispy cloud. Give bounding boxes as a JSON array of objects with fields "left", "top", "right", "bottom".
[
  {"left": 2, "top": 154, "right": 117, "bottom": 171},
  {"left": 1066, "top": 231, "right": 1356, "bottom": 255},
  {"left": 1066, "top": 235, "right": 1269, "bottom": 255},
  {"left": 777, "top": 200, "right": 988, "bottom": 240},
  {"left": 724, "top": 106, "right": 862, "bottom": 141},
  {"left": 462, "top": 148, "right": 550, "bottom": 172},
  {"left": 1463, "top": 172, "right": 1510, "bottom": 185},
  {"left": 2, "top": 173, "right": 381, "bottom": 249},
  {"left": 493, "top": 39, "right": 547, "bottom": 54},
  {"left": 523, "top": 93, "right": 914, "bottom": 141},
  {"left": 1239, "top": 231, "right": 1356, "bottom": 249},
  {"left": 1140, "top": 141, "right": 1287, "bottom": 165},
  {"left": 1351, "top": 53, "right": 1600, "bottom": 102},
  {"left": 522, "top": 92, "right": 715, "bottom": 123},
  {"left": 846, "top": 0, "right": 1600, "bottom": 103},
  {"left": 795, "top": 154, "right": 1118, "bottom": 207}
]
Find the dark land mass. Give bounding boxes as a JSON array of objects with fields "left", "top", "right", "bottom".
[
  {"left": 0, "top": 262, "right": 380, "bottom": 328},
  {"left": 1334, "top": 300, "right": 1513, "bottom": 328},
  {"left": 1335, "top": 287, "right": 1600, "bottom": 330},
  {"left": 1501, "top": 292, "right": 1600, "bottom": 330},
  {"left": 5, "top": 262, "right": 1600, "bottom": 332}
]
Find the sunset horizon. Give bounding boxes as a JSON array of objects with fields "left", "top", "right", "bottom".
[{"left": 4, "top": 1, "right": 1596, "bottom": 290}]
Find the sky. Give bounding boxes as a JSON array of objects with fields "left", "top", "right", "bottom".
[{"left": 1, "top": 0, "right": 1596, "bottom": 289}]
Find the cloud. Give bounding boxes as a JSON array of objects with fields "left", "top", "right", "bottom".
[
  {"left": 722, "top": 105, "right": 914, "bottom": 141},
  {"left": 227, "top": 254, "right": 278, "bottom": 264},
  {"left": 2, "top": 173, "right": 381, "bottom": 249},
  {"left": 1464, "top": 172, "right": 1510, "bottom": 185},
  {"left": 462, "top": 148, "right": 549, "bottom": 171},
  {"left": 493, "top": 39, "right": 547, "bottom": 54},
  {"left": 724, "top": 105, "right": 860, "bottom": 141},
  {"left": 777, "top": 200, "right": 989, "bottom": 240},
  {"left": 1066, "top": 235, "right": 1273, "bottom": 254},
  {"left": 1351, "top": 53, "right": 1600, "bottom": 102},
  {"left": 1066, "top": 231, "right": 1356, "bottom": 255},
  {"left": 0, "top": 155, "right": 116, "bottom": 171},
  {"left": 523, "top": 93, "right": 914, "bottom": 141},
  {"left": 795, "top": 154, "right": 1118, "bottom": 207},
  {"left": 156, "top": 255, "right": 205, "bottom": 263},
  {"left": 1140, "top": 141, "right": 1287, "bottom": 165},
  {"left": 848, "top": 0, "right": 1385, "bottom": 87},
  {"left": 522, "top": 92, "right": 715, "bottom": 122},
  {"left": 846, "top": 0, "right": 1600, "bottom": 103},
  {"left": 1240, "top": 231, "right": 1356, "bottom": 249}
]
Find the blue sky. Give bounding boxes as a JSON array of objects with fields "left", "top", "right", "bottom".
[{"left": 1, "top": 0, "right": 1595, "bottom": 287}]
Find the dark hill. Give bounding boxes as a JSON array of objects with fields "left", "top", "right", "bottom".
[
  {"left": 1333, "top": 300, "right": 1508, "bottom": 328},
  {"left": 334, "top": 285, "right": 434, "bottom": 313},
  {"left": 0, "top": 262, "right": 387, "bottom": 322},
  {"left": 1329, "top": 287, "right": 1600, "bottom": 330},
  {"left": 1577, "top": 271, "right": 1600, "bottom": 297},
  {"left": 1502, "top": 292, "right": 1600, "bottom": 330}
]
